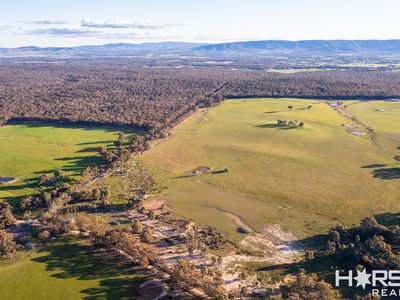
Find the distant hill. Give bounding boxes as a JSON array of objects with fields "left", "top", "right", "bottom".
[
  {"left": 0, "top": 42, "right": 205, "bottom": 56},
  {"left": 2, "top": 40, "right": 400, "bottom": 57},
  {"left": 196, "top": 40, "right": 400, "bottom": 54}
]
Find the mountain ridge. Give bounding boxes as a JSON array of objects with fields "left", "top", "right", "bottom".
[
  {"left": 195, "top": 39, "right": 400, "bottom": 53},
  {"left": 2, "top": 40, "right": 400, "bottom": 55}
]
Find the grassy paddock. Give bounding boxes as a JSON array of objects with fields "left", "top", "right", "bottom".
[
  {"left": 0, "top": 237, "right": 144, "bottom": 300},
  {"left": 347, "top": 100, "right": 400, "bottom": 150},
  {"left": 141, "top": 98, "right": 400, "bottom": 238},
  {"left": 0, "top": 122, "right": 137, "bottom": 205}
]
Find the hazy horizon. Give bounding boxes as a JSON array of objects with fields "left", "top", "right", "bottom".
[
  {"left": 6, "top": 38, "right": 400, "bottom": 49},
  {"left": 1, "top": 0, "right": 400, "bottom": 47}
]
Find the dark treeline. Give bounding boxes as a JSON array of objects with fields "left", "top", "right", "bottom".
[{"left": 1, "top": 63, "right": 400, "bottom": 132}]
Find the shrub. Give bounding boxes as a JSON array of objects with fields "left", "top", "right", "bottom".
[
  {"left": 0, "top": 203, "right": 16, "bottom": 230},
  {"left": 0, "top": 230, "right": 17, "bottom": 259},
  {"left": 131, "top": 219, "right": 143, "bottom": 234},
  {"left": 37, "top": 230, "right": 51, "bottom": 243}
]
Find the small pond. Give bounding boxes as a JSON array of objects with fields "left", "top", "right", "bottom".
[{"left": 0, "top": 177, "right": 15, "bottom": 184}]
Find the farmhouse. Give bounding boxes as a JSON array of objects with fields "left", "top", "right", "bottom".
[{"left": 192, "top": 166, "right": 213, "bottom": 175}]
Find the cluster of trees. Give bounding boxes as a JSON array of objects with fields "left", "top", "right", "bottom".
[
  {"left": 0, "top": 203, "right": 16, "bottom": 230},
  {"left": 99, "top": 133, "right": 152, "bottom": 169},
  {"left": 38, "top": 170, "right": 71, "bottom": 187},
  {"left": 0, "top": 64, "right": 225, "bottom": 132},
  {"left": 99, "top": 145, "right": 131, "bottom": 168},
  {"left": 185, "top": 230, "right": 208, "bottom": 256},
  {"left": 77, "top": 214, "right": 228, "bottom": 299},
  {"left": 20, "top": 132, "right": 132, "bottom": 214},
  {"left": 93, "top": 230, "right": 157, "bottom": 267},
  {"left": 169, "top": 260, "right": 228, "bottom": 300},
  {"left": 130, "top": 218, "right": 153, "bottom": 243},
  {"left": 0, "top": 204, "right": 18, "bottom": 260},
  {"left": 0, "top": 230, "right": 17, "bottom": 259},
  {"left": 1, "top": 63, "right": 400, "bottom": 133},
  {"left": 130, "top": 135, "right": 150, "bottom": 153},
  {"left": 328, "top": 216, "right": 400, "bottom": 270},
  {"left": 182, "top": 222, "right": 233, "bottom": 251},
  {"left": 17, "top": 127, "right": 157, "bottom": 236},
  {"left": 221, "top": 71, "right": 400, "bottom": 100},
  {"left": 20, "top": 182, "right": 109, "bottom": 213},
  {"left": 276, "top": 119, "right": 305, "bottom": 128},
  {"left": 280, "top": 269, "right": 338, "bottom": 300}
]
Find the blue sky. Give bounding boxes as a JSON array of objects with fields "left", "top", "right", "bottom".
[{"left": 0, "top": 0, "right": 399, "bottom": 47}]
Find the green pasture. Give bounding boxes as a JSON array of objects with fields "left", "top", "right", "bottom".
[
  {"left": 347, "top": 100, "right": 400, "bottom": 151},
  {"left": 0, "top": 122, "right": 136, "bottom": 206},
  {"left": 141, "top": 98, "right": 400, "bottom": 239},
  {"left": 0, "top": 237, "right": 144, "bottom": 300}
]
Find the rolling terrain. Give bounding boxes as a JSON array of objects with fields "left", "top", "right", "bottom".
[
  {"left": 140, "top": 98, "right": 400, "bottom": 239},
  {"left": 2, "top": 40, "right": 400, "bottom": 55},
  {"left": 196, "top": 39, "right": 400, "bottom": 53},
  {"left": 0, "top": 98, "right": 398, "bottom": 299}
]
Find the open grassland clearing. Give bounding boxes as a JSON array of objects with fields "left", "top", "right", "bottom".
[
  {"left": 140, "top": 98, "right": 400, "bottom": 239},
  {"left": 0, "top": 122, "right": 136, "bottom": 205},
  {"left": 347, "top": 100, "right": 400, "bottom": 151},
  {"left": 265, "top": 68, "right": 323, "bottom": 73},
  {"left": 0, "top": 237, "right": 144, "bottom": 300}
]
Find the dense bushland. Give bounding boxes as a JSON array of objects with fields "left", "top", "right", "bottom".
[{"left": 1, "top": 63, "right": 400, "bottom": 132}]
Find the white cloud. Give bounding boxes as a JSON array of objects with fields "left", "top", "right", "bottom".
[
  {"left": 21, "top": 26, "right": 145, "bottom": 40},
  {"left": 25, "top": 27, "right": 98, "bottom": 36},
  {"left": 26, "top": 19, "right": 69, "bottom": 25},
  {"left": 81, "top": 19, "right": 177, "bottom": 30}
]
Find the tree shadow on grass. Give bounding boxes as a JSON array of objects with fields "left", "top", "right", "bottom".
[
  {"left": 82, "top": 277, "right": 144, "bottom": 300},
  {"left": 258, "top": 252, "right": 337, "bottom": 281},
  {"left": 361, "top": 163, "right": 387, "bottom": 169},
  {"left": 9, "top": 120, "right": 137, "bottom": 134},
  {"left": 0, "top": 183, "right": 33, "bottom": 191},
  {"left": 0, "top": 181, "right": 36, "bottom": 208},
  {"left": 372, "top": 167, "right": 400, "bottom": 180},
  {"left": 77, "top": 140, "right": 114, "bottom": 146},
  {"left": 33, "top": 153, "right": 104, "bottom": 175},
  {"left": 54, "top": 152, "right": 104, "bottom": 170},
  {"left": 288, "top": 233, "right": 328, "bottom": 252},
  {"left": 76, "top": 147, "right": 105, "bottom": 153},
  {"left": 171, "top": 174, "right": 194, "bottom": 179},
  {"left": 0, "top": 195, "right": 23, "bottom": 208},
  {"left": 361, "top": 163, "right": 400, "bottom": 180},
  {"left": 32, "top": 237, "right": 147, "bottom": 299},
  {"left": 374, "top": 212, "right": 400, "bottom": 227},
  {"left": 1, "top": 151, "right": 105, "bottom": 206},
  {"left": 264, "top": 111, "right": 280, "bottom": 114},
  {"left": 255, "top": 124, "right": 280, "bottom": 129},
  {"left": 255, "top": 124, "right": 298, "bottom": 130},
  {"left": 32, "top": 238, "right": 128, "bottom": 280}
]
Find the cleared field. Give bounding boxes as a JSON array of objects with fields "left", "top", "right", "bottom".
[
  {"left": 0, "top": 238, "right": 143, "bottom": 300},
  {"left": 265, "top": 68, "right": 322, "bottom": 73},
  {"left": 141, "top": 98, "right": 400, "bottom": 238},
  {"left": 0, "top": 122, "right": 135, "bottom": 205},
  {"left": 347, "top": 100, "right": 400, "bottom": 150}
]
